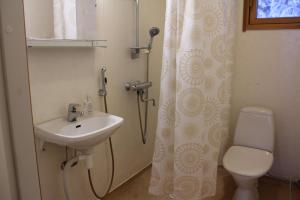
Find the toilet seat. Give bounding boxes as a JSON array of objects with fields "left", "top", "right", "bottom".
[{"left": 223, "top": 146, "right": 273, "bottom": 177}]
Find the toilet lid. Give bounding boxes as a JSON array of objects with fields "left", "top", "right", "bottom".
[{"left": 223, "top": 146, "right": 273, "bottom": 177}]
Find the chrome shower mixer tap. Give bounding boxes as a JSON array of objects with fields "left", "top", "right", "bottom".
[
  {"left": 125, "top": 80, "right": 152, "bottom": 91},
  {"left": 125, "top": 81, "right": 156, "bottom": 106}
]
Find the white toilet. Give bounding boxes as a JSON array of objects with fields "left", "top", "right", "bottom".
[{"left": 223, "top": 106, "right": 275, "bottom": 200}]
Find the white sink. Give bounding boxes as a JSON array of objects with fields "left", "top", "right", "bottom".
[{"left": 35, "top": 111, "right": 124, "bottom": 150}]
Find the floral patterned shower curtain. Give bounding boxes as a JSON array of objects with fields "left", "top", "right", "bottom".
[{"left": 149, "top": 0, "right": 236, "bottom": 199}]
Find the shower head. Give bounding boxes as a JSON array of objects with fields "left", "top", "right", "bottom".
[
  {"left": 148, "top": 27, "right": 160, "bottom": 50},
  {"left": 149, "top": 27, "right": 160, "bottom": 38}
]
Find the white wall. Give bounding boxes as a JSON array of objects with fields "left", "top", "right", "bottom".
[
  {"left": 24, "top": 0, "right": 165, "bottom": 199},
  {"left": 0, "top": 48, "right": 18, "bottom": 200},
  {"left": 231, "top": 1, "right": 300, "bottom": 179},
  {"left": 1, "top": 0, "right": 41, "bottom": 198}
]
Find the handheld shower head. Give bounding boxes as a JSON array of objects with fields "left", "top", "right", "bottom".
[
  {"left": 148, "top": 27, "right": 160, "bottom": 50},
  {"left": 149, "top": 27, "right": 160, "bottom": 38}
]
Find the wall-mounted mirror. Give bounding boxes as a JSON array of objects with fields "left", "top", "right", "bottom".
[{"left": 24, "top": 0, "right": 97, "bottom": 40}]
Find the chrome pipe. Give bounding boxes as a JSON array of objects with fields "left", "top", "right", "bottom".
[
  {"left": 135, "top": 0, "right": 139, "bottom": 48},
  {"left": 140, "top": 94, "right": 155, "bottom": 106},
  {"left": 131, "top": 0, "right": 140, "bottom": 59}
]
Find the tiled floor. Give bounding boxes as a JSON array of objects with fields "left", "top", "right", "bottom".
[{"left": 106, "top": 166, "right": 300, "bottom": 200}]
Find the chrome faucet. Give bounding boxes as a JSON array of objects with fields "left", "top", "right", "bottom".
[{"left": 67, "top": 103, "right": 83, "bottom": 122}]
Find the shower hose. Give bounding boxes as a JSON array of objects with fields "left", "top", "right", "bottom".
[
  {"left": 62, "top": 94, "right": 115, "bottom": 200},
  {"left": 137, "top": 53, "right": 150, "bottom": 144},
  {"left": 87, "top": 94, "right": 115, "bottom": 200}
]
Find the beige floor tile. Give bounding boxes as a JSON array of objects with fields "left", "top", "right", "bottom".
[{"left": 105, "top": 166, "right": 300, "bottom": 200}]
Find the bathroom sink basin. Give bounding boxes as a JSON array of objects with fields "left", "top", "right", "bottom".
[{"left": 34, "top": 111, "right": 124, "bottom": 150}]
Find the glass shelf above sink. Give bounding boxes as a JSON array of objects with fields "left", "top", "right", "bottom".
[{"left": 27, "top": 38, "right": 108, "bottom": 48}]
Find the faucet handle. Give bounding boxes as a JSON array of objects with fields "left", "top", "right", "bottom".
[{"left": 68, "top": 103, "right": 81, "bottom": 112}]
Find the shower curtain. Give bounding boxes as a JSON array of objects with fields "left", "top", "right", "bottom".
[{"left": 149, "top": 0, "right": 236, "bottom": 199}]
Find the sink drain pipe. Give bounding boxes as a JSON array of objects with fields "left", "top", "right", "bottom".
[{"left": 62, "top": 157, "right": 79, "bottom": 200}]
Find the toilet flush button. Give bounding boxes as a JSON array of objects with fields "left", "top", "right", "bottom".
[{"left": 5, "top": 25, "right": 13, "bottom": 33}]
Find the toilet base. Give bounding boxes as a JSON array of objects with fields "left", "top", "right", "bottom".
[
  {"left": 233, "top": 187, "right": 259, "bottom": 200},
  {"left": 231, "top": 173, "right": 259, "bottom": 200}
]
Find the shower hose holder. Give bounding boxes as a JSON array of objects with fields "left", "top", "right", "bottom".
[{"left": 130, "top": 47, "right": 150, "bottom": 59}]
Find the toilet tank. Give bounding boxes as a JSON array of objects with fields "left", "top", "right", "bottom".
[{"left": 234, "top": 107, "right": 275, "bottom": 152}]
